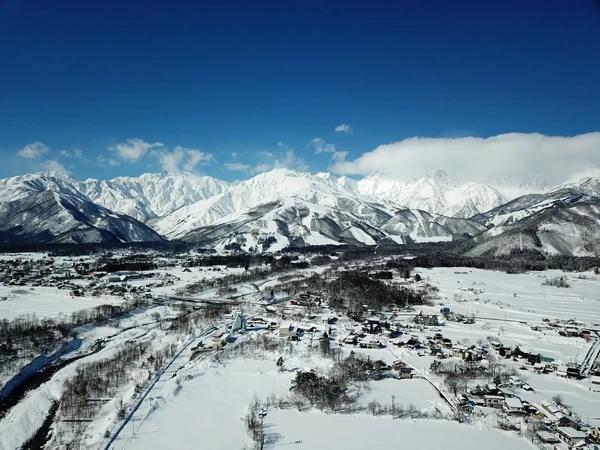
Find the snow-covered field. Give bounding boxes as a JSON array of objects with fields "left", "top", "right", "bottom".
[
  {"left": 264, "top": 411, "right": 535, "bottom": 450},
  {"left": 123, "top": 350, "right": 452, "bottom": 450},
  {"left": 2, "top": 259, "right": 600, "bottom": 450},
  {"left": 420, "top": 267, "right": 600, "bottom": 324},
  {"left": 0, "top": 286, "right": 122, "bottom": 320}
]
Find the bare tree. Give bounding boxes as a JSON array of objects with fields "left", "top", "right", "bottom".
[{"left": 367, "top": 400, "right": 380, "bottom": 416}]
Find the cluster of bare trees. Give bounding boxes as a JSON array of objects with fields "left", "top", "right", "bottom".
[
  {"left": 60, "top": 342, "right": 150, "bottom": 420},
  {"left": 218, "top": 333, "right": 295, "bottom": 363},
  {"left": 244, "top": 397, "right": 270, "bottom": 450},
  {"left": 56, "top": 339, "right": 175, "bottom": 449},
  {"left": 541, "top": 276, "right": 571, "bottom": 288},
  {"left": 0, "top": 299, "right": 155, "bottom": 380},
  {"left": 289, "top": 370, "right": 348, "bottom": 412},
  {"left": 430, "top": 355, "right": 517, "bottom": 397},
  {"left": 329, "top": 352, "right": 387, "bottom": 383}
]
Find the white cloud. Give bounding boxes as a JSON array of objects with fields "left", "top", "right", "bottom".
[
  {"left": 156, "top": 146, "right": 213, "bottom": 172},
  {"left": 158, "top": 148, "right": 184, "bottom": 172},
  {"left": 224, "top": 162, "right": 252, "bottom": 172},
  {"left": 44, "top": 160, "right": 70, "bottom": 174},
  {"left": 310, "top": 137, "right": 336, "bottom": 154},
  {"left": 250, "top": 146, "right": 309, "bottom": 174},
  {"left": 253, "top": 163, "right": 271, "bottom": 173},
  {"left": 332, "top": 151, "right": 348, "bottom": 163},
  {"left": 182, "top": 148, "right": 213, "bottom": 171},
  {"left": 109, "top": 138, "right": 164, "bottom": 162},
  {"left": 335, "top": 123, "right": 352, "bottom": 133},
  {"left": 60, "top": 149, "right": 84, "bottom": 159},
  {"left": 97, "top": 155, "right": 120, "bottom": 167},
  {"left": 274, "top": 150, "right": 309, "bottom": 171},
  {"left": 17, "top": 142, "right": 49, "bottom": 159},
  {"left": 330, "top": 132, "right": 600, "bottom": 187}
]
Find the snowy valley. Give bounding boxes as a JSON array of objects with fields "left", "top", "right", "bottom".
[{"left": 0, "top": 249, "right": 599, "bottom": 450}]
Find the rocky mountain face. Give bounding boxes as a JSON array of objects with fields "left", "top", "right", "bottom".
[
  {"left": 464, "top": 182, "right": 600, "bottom": 257},
  {"left": 2, "top": 169, "right": 599, "bottom": 255},
  {"left": 0, "top": 173, "right": 163, "bottom": 244}
]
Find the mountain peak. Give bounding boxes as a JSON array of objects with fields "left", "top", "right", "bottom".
[{"left": 38, "top": 170, "right": 77, "bottom": 181}]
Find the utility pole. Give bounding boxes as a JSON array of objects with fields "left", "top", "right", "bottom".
[{"left": 258, "top": 409, "right": 267, "bottom": 450}]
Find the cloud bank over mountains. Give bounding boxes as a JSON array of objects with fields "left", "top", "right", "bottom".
[{"left": 330, "top": 132, "right": 600, "bottom": 187}]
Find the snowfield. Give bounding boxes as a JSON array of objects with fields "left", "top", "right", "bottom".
[
  {"left": 419, "top": 267, "right": 600, "bottom": 324},
  {"left": 264, "top": 411, "right": 536, "bottom": 450},
  {"left": 2, "top": 257, "right": 600, "bottom": 450},
  {"left": 0, "top": 286, "right": 122, "bottom": 320}
]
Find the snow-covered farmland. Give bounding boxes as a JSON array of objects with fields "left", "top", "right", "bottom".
[
  {"left": 3, "top": 254, "right": 600, "bottom": 450},
  {"left": 0, "top": 286, "right": 121, "bottom": 320},
  {"left": 123, "top": 350, "right": 451, "bottom": 450},
  {"left": 264, "top": 411, "right": 536, "bottom": 450},
  {"left": 419, "top": 267, "right": 600, "bottom": 324}
]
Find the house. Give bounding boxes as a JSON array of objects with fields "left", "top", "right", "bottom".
[
  {"left": 359, "top": 337, "right": 381, "bottom": 349},
  {"left": 343, "top": 335, "right": 357, "bottom": 345},
  {"left": 483, "top": 395, "right": 504, "bottom": 408},
  {"left": 589, "top": 427, "right": 600, "bottom": 444},
  {"left": 392, "top": 360, "right": 405, "bottom": 371},
  {"left": 405, "top": 337, "right": 421, "bottom": 349},
  {"left": 497, "top": 420, "right": 513, "bottom": 431},
  {"left": 564, "top": 327, "right": 581, "bottom": 337},
  {"left": 555, "top": 417, "right": 579, "bottom": 430},
  {"left": 392, "top": 360, "right": 414, "bottom": 379},
  {"left": 453, "top": 345, "right": 468, "bottom": 359},
  {"left": 556, "top": 426, "right": 587, "bottom": 446},
  {"left": 566, "top": 366, "right": 580, "bottom": 379},
  {"left": 556, "top": 365, "right": 568, "bottom": 378},
  {"left": 247, "top": 319, "right": 267, "bottom": 328},
  {"left": 365, "top": 317, "right": 381, "bottom": 334},
  {"left": 278, "top": 324, "right": 298, "bottom": 338},
  {"left": 532, "top": 362, "right": 546, "bottom": 373},
  {"left": 503, "top": 397, "right": 525, "bottom": 415},
  {"left": 582, "top": 330, "right": 592, "bottom": 339},
  {"left": 211, "top": 330, "right": 225, "bottom": 342},
  {"left": 536, "top": 431, "right": 559, "bottom": 444}
]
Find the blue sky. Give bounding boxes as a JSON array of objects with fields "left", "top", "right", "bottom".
[{"left": 1, "top": 1, "right": 599, "bottom": 183}]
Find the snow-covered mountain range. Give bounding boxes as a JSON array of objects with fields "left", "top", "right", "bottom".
[
  {"left": 0, "top": 173, "right": 163, "bottom": 244},
  {"left": 357, "top": 170, "right": 507, "bottom": 218},
  {"left": 1, "top": 169, "right": 599, "bottom": 255}
]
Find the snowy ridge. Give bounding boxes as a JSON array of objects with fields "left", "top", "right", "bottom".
[
  {"left": 464, "top": 190, "right": 600, "bottom": 257},
  {"left": 3, "top": 169, "right": 600, "bottom": 252},
  {"left": 181, "top": 196, "right": 487, "bottom": 252},
  {"left": 81, "top": 172, "right": 230, "bottom": 222},
  {"left": 356, "top": 170, "right": 508, "bottom": 218},
  {"left": 0, "top": 173, "right": 164, "bottom": 244}
]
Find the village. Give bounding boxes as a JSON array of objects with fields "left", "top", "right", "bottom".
[
  {"left": 246, "top": 292, "right": 600, "bottom": 449},
  {"left": 0, "top": 250, "right": 600, "bottom": 450}
]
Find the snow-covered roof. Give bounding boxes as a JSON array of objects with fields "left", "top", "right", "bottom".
[
  {"left": 536, "top": 431, "right": 558, "bottom": 442},
  {"left": 504, "top": 397, "right": 523, "bottom": 409},
  {"left": 556, "top": 427, "right": 586, "bottom": 439}
]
